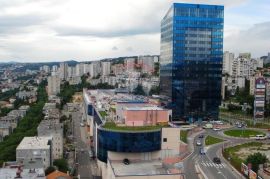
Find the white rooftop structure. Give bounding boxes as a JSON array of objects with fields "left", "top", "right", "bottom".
[
  {"left": 0, "top": 167, "right": 45, "bottom": 179},
  {"left": 17, "top": 137, "right": 51, "bottom": 150}
]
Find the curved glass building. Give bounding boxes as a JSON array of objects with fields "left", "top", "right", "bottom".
[
  {"left": 160, "top": 3, "right": 224, "bottom": 121},
  {"left": 97, "top": 128, "right": 161, "bottom": 162}
]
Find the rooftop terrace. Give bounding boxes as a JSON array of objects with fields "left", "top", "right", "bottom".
[{"left": 101, "top": 122, "right": 165, "bottom": 132}]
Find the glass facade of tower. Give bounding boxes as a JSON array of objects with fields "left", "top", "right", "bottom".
[{"left": 160, "top": 3, "right": 224, "bottom": 121}]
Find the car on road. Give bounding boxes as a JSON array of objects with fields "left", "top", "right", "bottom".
[
  {"left": 203, "top": 123, "right": 213, "bottom": 129},
  {"left": 213, "top": 120, "right": 224, "bottom": 125},
  {"left": 256, "top": 134, "right": 267, "bottom": 140},
  {"left": 213, "top": 157, "right": 221, "bottom": 164},
  {"left": 200, "top": 148, "right": 206, "bottom": 155},
  {"left": 213, "top": 127, "right": 221, "bottom": 131},
  {"left": 237, "top": 124, "right": 243, "bottom": 128},
  {"left": 198, "top": 134, "right": 204, "bottom": 138},
  {"left": 80, "top": 123, "right": 85, "bottom": 127},
  {"left": 196, "top": 140, "right": 202, "bottom": 146},
  {"left": 89, "top": 150, "right": 93, "bottom": 158}
]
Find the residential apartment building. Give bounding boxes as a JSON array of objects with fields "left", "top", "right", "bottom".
[
  {"left": 67, "top": 66, "right": 76, "bottom": 79},
  {"left": 76, "top": 63, "right": 85, "bottom": 77},
  {"left": 59, "top": 62, "right": 68, "bottom": 80},
  {"left": 47, "top": 75, "right": 61, "bottom": 96},
  {"left": 0, "top": 121, "right": 12, "bottom": 141},
  {"left": 125, "top": 58, "right": 136, "bottom": 72},
  {"left": 90, "top": 61, "right": 101, "bottom": 78},
  {"left": 101, "top": 61, "right": 111, "bottom": 76},
  {"left": 38, "top": 120, "right": 63, "bottom": 160},
  {"left": 138, "top": 56, "right": 155, "bottom": 74},
  {"left": 16, "top": 137, "right": 52, "bottom": 169},
  {"left": 223, "top": 51, "right": 234, "bottom": 75}
]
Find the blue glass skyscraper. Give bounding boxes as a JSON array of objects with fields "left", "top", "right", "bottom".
[{"left": 160, "top": 3, "right": 224, "bottom": 121}]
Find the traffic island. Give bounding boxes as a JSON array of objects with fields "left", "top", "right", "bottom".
[
  {"left": 205, "top": 135, "right": 224, "bottom": 146},
  {"left": 223, "top": 129, "right": 265, "bottom": 138}
]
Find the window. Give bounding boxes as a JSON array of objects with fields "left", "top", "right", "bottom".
[{"left": 163, "top": 138, "right": 167, "bottom": 142}]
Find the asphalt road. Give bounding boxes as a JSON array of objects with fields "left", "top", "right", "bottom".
[
  {"left": 197, "top": 135, "right": 238, "bottom": 179},
  {"left": 184, "top": 128, "right": 245, "bottom": 179},
  {"left": 73, "top": 109, "right": 94, "bottom": 179},
  {"left": 183, "top": 134, "right": 201, "bottom": 179}
]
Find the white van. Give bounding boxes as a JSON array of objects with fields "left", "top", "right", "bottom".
[{"left": 256, "top": 134, "right": 267, "bottom": 140}]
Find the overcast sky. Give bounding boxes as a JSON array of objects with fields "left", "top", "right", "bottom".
[{"left": 0, "top": 0, "right": 269, "bottom": 62}]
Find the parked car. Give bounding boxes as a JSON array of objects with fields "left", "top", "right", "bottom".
[
  {"left": 200, "top": 148, "right": 206, "bottom": 155},
  {"left": 213, "top": 157, "right": 221, "bottom": 164},
  {"left": 196, "top": 140, "right": 202, "bottom": 146}
]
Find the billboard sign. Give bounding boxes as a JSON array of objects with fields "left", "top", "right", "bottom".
[
  {"left": 241, "top": 163, "right": 249, "bottom": 176},
  {"left": 249, "top": 169, "right": 257, "bottom": 179}
]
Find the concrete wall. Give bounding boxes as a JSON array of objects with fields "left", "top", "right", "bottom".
[{"left": 161, "top": 128, "right": 180, "bottom": 156}]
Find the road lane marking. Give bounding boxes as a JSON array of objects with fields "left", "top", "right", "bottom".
[{"left": 192, "top": 154, "right": 198, "bottom": 160}]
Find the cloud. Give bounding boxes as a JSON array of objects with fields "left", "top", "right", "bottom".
[
  {"left": 112, "top": 46, "right": 118, "bottom": 51},
  {"left": 0, "top": 14, "right": 53, "bottom": 34},
  {"left": 0, "top": 0, "right": 269, "bottom": 62},
  {"left": 54, "top": 26, "right": 158, "bottom": 38},
  {"left": 126, "top": 47, "right": 133, "bottom": 52},
  {"left": 224, "top": 21, "right": 270, "bottom": 57}
]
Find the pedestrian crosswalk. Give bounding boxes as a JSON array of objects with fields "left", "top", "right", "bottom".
[{"left": 201, "top": 162, "right": 226, "bottom": 168}]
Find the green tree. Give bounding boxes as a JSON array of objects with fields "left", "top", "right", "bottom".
[
  {"left": 45, "top": 166, "right": 56, "bottom": 176},
  {"left": 0, "top": 107, "right": 12, "bottom": 117},
  {"left": 53, "top": 159, "right": 69, "bottom": 173},
  {"left": 227, "top": 104, "right": 242, "bottom": 111},
  {"left": 60, "top": 115, "right": 68, "bottom": 123},
  {"left": 149, "top": 86, "right": 160, "bottom": 96},
  {"left": 154, "top": 62, "right": 159, "bottom": 76},
  {"left": 0, "top": 88, "right": 19, "bottom": 101},
  {"left": 133, "top": 85, "right": 146, "bottom": 96},
  {"left": 0, "top": 80, "right": 47, "bottom": 162},
  {"left": 245, "top": 152, "right": 268, "bottom": 172}
]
